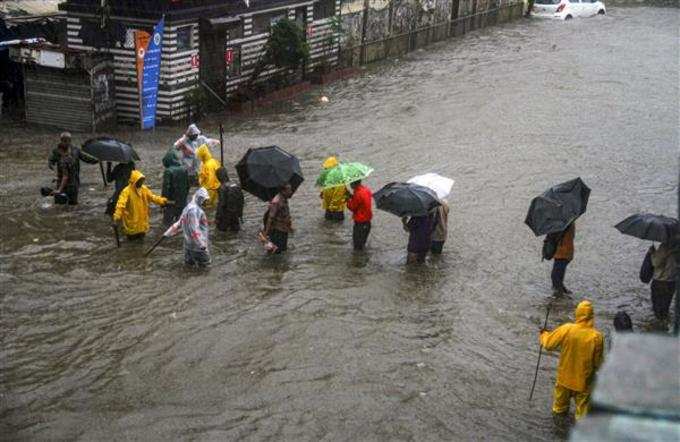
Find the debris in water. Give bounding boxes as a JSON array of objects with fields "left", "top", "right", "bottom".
[
  {"left": 416, "top": 362, "right": 425, "bottom": 368},
  {"left": 170, "top": 312, "right": 177, "bottom": 319},
  {"left": 320, "top": 96, "right": 329, "bottom": 103},
  {"left": 33, "top": 238, "right": 39, "bottom": 243},
  {"left": 89, "top": 187, "right": 95, "bottom": 191}
]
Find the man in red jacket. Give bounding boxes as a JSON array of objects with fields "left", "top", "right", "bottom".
[{"left": 346, "top": 180, "right": 373, "bottom": 251}]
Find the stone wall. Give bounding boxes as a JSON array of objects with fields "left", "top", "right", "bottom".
[
  {"left": 340, "top": 0, "right": 516, "bottom": 46},
  {"left": 337, "top": 0, "right": 524, "bottom": 65}
]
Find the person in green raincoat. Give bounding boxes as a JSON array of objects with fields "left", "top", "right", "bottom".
[{"left": 162, "top": 150, "right": 190, "bottom": 226}]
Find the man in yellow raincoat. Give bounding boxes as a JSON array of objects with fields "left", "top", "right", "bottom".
[
  {"left": 112, "top": 170, "right": 168, "bottom": 240},
  {"left": 539, "top": 300, "right": 604, "bottom": 421},
  {"left": 196, "top": 144, "right": 220, "bottom": 208},
  {"left": 319, "top": 156, "right": 346, "bottom": 221}
]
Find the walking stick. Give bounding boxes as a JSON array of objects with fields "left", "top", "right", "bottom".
[
  {"left": 112, "top": 224, "right": 121, "bottom": 248},
  {"left": 219, "top": 124, "right": 224, "bottom": 167},
  {"left": 144, "top": 236, "right": 166, "bottom": 257},
  {"left": 529, "top": 302, "right": 552, "bottom": 401}
]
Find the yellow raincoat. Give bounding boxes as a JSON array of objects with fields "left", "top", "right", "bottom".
[
  {"left": 196, "top": 144, "right": 220, "bottom": 208},
  {"left": 320, "top": 156, "right": 346, "bottom": 213},
  {"left": 540, "top": 300, "right": 604, "bottom": 419},
  {"left": 113, "top": 170, "right": 168, "bottom": 235}
]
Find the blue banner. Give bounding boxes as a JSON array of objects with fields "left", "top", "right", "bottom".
[{"left": 140, "top": 17, "right": 164, "bottom": 130}]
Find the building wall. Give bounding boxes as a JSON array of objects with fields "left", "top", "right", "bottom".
[
  {"left": 66, "top": 15, "right": 200, "bottom": 122},
  {"left": 341, "top": 0, "right": 509, "bottom": 45},
  {"left": 64, "top": 0, "right": 341, "bottom": 122},
  {"left": 223, "top": 0, "right": 342, "bottom": 96}
]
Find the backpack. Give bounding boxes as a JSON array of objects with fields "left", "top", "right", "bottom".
[
  {"left": 639, "top": 246, "right": 654, "bottom": 284},
  {"left": 542, "top": 231, "right": 562, "bottom": 261}
]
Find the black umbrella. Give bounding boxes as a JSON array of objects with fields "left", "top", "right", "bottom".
[
  {"left": 82, "top": 137, "right": 140, "bottom": 163},
  {"left": 615, "top": 213, "right": 679, "bottom": 242},
  {"left": 374, "top": 182, "right": 441, "bottom": 217},
  {"left": 525, "top": 177, "right": 591, "bottom": 236},
  {"left": 236, "top": 146, "right": 304, "bottom": 202}
]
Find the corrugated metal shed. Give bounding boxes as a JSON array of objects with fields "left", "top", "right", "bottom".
[{"left": 10, "top": 44, "right": 116, "bottom": 132}]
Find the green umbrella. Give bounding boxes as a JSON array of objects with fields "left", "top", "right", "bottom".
[{"left": 316, "top": 162, "right": 374, "bottom": 189}]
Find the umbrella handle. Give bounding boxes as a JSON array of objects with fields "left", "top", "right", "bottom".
[{"left": 99, "top": 162, "right": 107, "bottom": 188}]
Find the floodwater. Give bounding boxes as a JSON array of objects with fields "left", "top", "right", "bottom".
[{"left": 1, "top": 7, "right": 678, "bottom": 441}]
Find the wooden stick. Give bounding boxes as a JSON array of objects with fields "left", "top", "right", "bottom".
[
  {"left": 112, "top": 224, "right": 121, "bottom": 248},
  {"left": 144, "top": 235, "right": 166, "bottom": 257},
  {"left": 529, "top": 302, "right": 552, "bottom": 401}
]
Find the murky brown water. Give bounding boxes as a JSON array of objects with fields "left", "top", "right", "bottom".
[{"left": 1, "top": 7, "right": 678, "bottom": 440}]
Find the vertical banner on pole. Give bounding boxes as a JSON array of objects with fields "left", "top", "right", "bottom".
[{"left": 135, "top": 17, "right": 164, "bottom": 130}]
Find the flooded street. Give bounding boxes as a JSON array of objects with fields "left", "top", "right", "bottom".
[{"left": 1, "top": 7, "right": 678, "bottom": 440}]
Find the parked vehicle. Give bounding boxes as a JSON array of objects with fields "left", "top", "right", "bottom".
[{"left": 533, "top": 0, "right": 606, "bottom": 20}]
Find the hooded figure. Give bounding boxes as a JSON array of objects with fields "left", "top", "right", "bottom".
[
  {"left": 162, "top": 150, "right": 190, "bottom": 225},
  {"left": 172, "top": 124, "right": 219, "bottom": 180},
  {"left": 539, "top": 300, "right": 604, "bottom": 421},
  {"left": 215, "top": 167, "right": 244, "bottom": 232},
  {"left": 319, "top": 156, "right": 346, "bottom": 221},
  {"left": 196, "top": 144, "right": 220, "bottom": 208},
  {"left": 113, "top": 170, "right": 168, "bottom": 238},
  {"left": 164, "top": 187, "right": 211, "bottom": 267}
]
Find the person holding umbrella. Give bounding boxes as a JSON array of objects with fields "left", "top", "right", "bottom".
[
  {"left": 215, "top": 167, "right": 244, "bottom": 233},
  {"left": 406, "top": 174, "right": 454, "bottom": 255},
  {"left": 430, "top": 201, "right": 449, "bottom": 255},
  {"left": 649, "top": 242, "right": 677, "bottom": 320},
  {"left": 402, "top": 211, "right": 435, "bottom": 264},
  {"left": 525, "top": 178, "right": 591, "bottom": 296},
  {"left": 236, "top": 145, "right": 304, "bottom": 253},
  {"left": 551, "top": 223, "right": 575, "bottom": 296},
  {"left": 112, "top": 170, "right": 169, "bottom": 241},
  {"left": 346, "top": 180, "right": 373, "bottom": 251},
  {"left": 263, "top": 184, "right": 294, "bottom": 254},
  {"left": 318, "top": 157, "right": 347, "bottom": 221},
  {"left": 615, "top": 213, "right": 679, "bottom": 321}
]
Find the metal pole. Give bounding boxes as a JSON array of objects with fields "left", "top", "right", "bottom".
[
  {"left": 219, "top": 124, "right": 224, "bottom": 167},
  {"left": 360, "top": 0, "right": 370, "bottom": 64},
  {"left": 674, "top": 163, "right": 679, "bottom": 335}
]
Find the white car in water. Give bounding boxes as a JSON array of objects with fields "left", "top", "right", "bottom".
[{"left": 532, "top": 0, "right": 606, "bottom": 20}]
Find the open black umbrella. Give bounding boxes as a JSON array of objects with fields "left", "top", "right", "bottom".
[
  {"left": 236, "top": 146, "right": 304, "bottom": 202},
  {"left": 82, "top": 137, "right": 140, "bottom": 163},
  {"left": 525, "top": 177, "right": 591, "bottom": 236},
  {"left": 615, "top": 213, "right": 679, "bottom": 242},
  {"left": 374, "top": 182, "right": 441, "bottom": 217}
]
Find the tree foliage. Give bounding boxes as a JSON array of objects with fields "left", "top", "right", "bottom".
[{"left": 247, "top": 18, "right": 310, "bottom": 89}]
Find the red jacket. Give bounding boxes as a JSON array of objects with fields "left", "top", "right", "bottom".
[{"left": 347, "top": 185, "right": 373, "bottom": 223}]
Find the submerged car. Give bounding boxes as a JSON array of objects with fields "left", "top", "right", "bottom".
[{"left": 533, "top": 0, "right": 606, "bottom": 20}]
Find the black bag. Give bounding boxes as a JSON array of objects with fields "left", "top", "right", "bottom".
[
  {"left": 639, "top": 246, "right": 654, "bottom": 284},
  {"left": 542, "top": 232, "right": 561, "bottom": 261}
]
